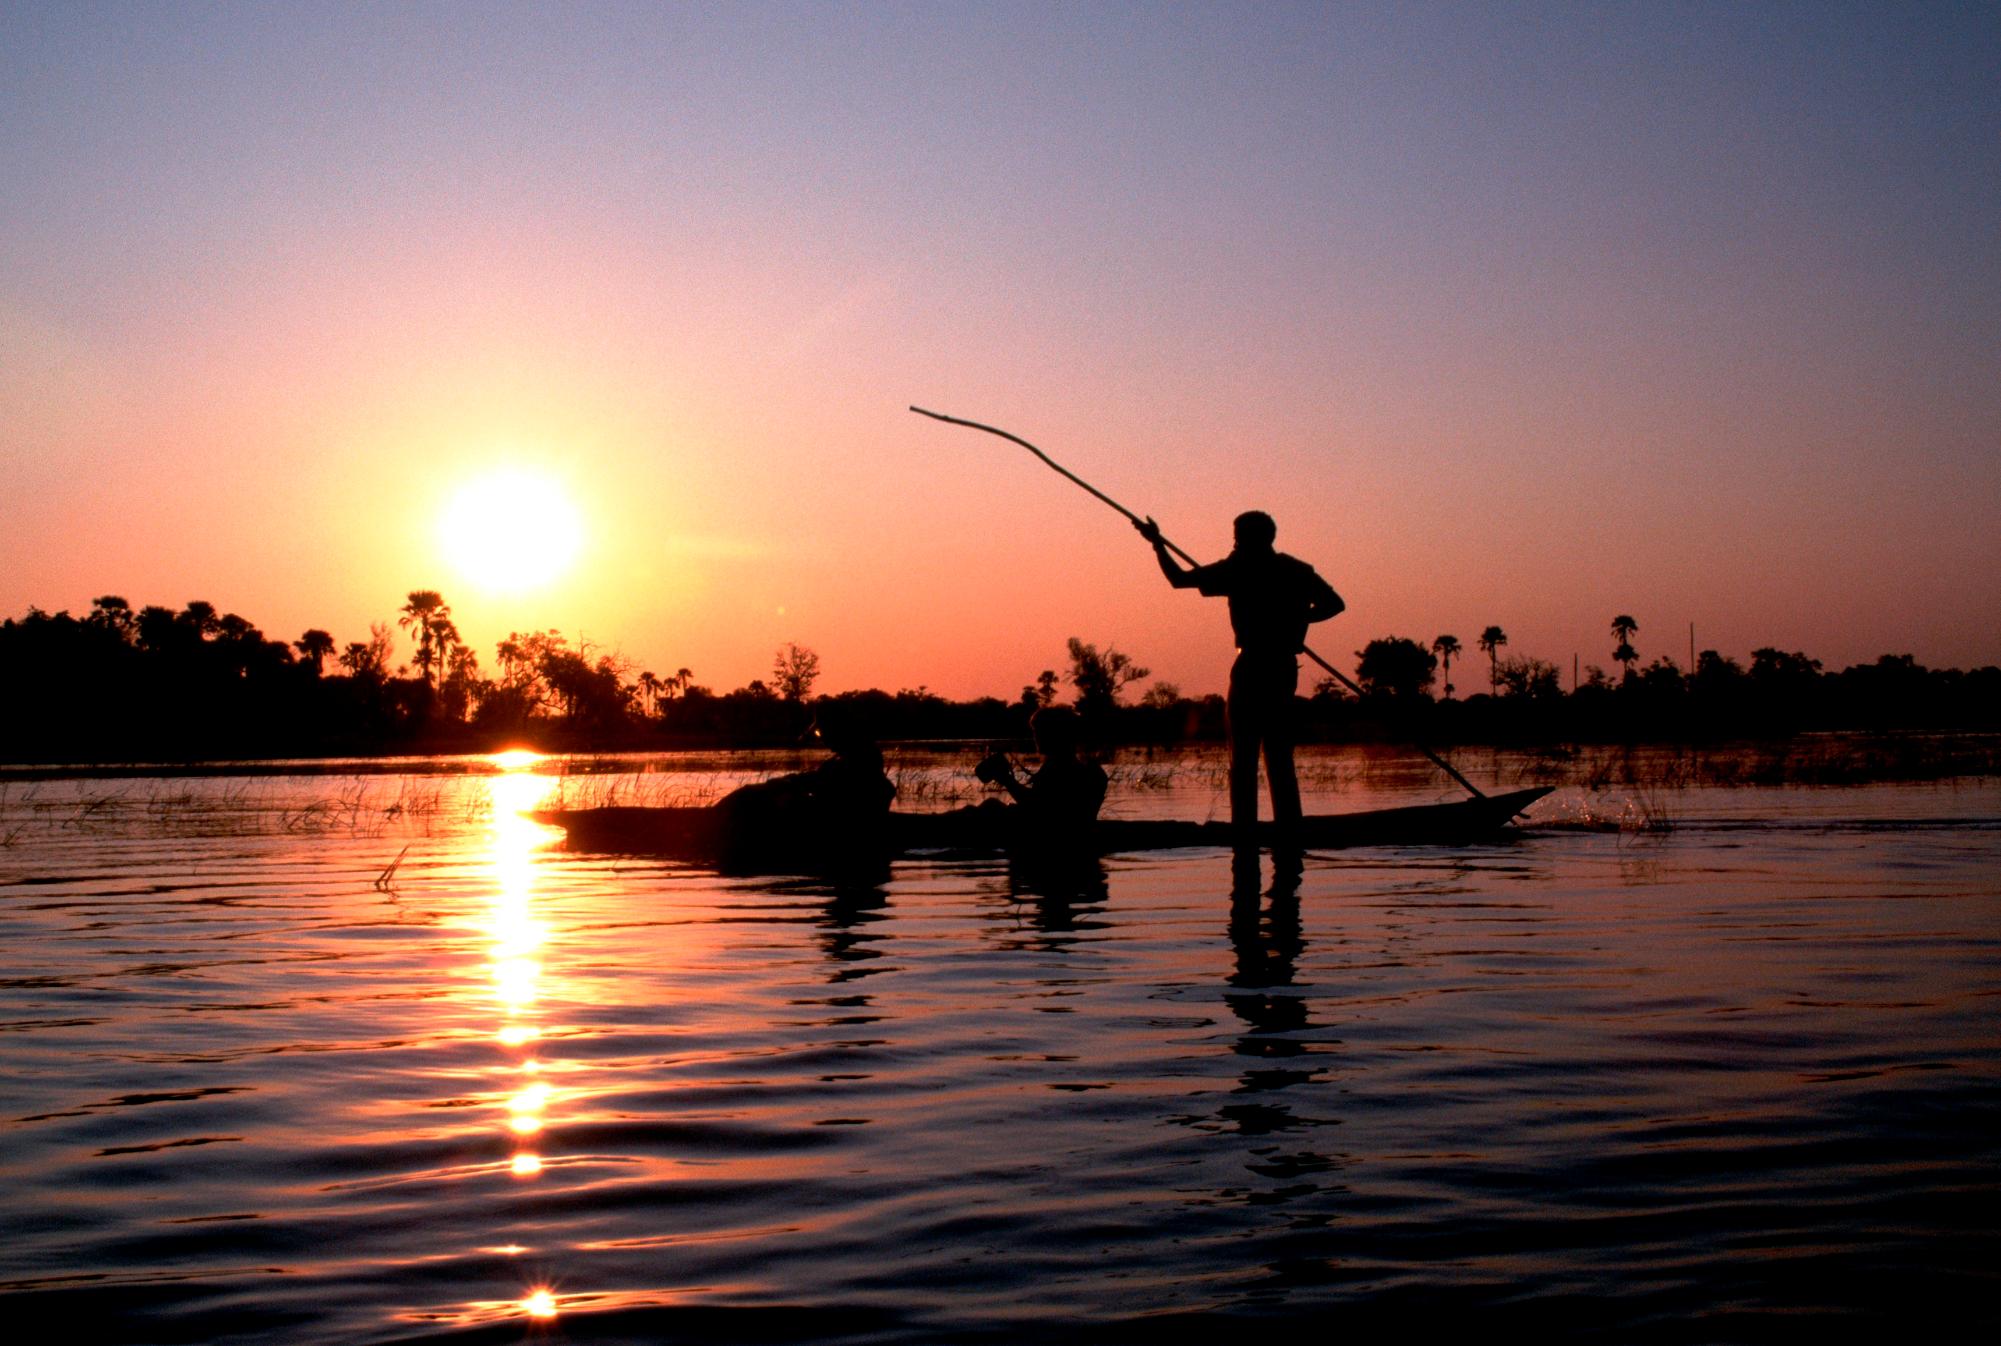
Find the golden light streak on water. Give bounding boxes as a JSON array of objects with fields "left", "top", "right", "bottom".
[
  {"left": 522, "top": 1288, "right": 558, "bottom": 1319},
  {"left": 491, "top": 914, "right": 545, "bottom": 957},
  {"left": 486, "top": 766, "right": 554, "bottom": 1024},
  {"left": 508, "top": 1080, "right": 552, "bottom": 1137},
  {"left": 489, "top": 767, "right": 556, "bottom": 843},
  {"left": 482, "top": 758, "right": 566, "bottom": 1257},
  {"left": 492, "top": 957, "right": 541, "bottom": 1010}
]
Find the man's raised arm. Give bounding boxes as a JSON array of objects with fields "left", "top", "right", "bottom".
[{"left": 1134, "top": 516, "right": 1202, "bottom": 589}]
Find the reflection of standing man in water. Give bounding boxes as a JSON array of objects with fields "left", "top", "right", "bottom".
[
  {"left": 1228, "top": 850, "right": 1309, "bottom": 1039},
  {"left": 1137, "top": 510, "right": 1342, "bottom": 841}
]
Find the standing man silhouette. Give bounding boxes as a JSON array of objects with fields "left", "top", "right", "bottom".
[{"left": 1136, "top": 511, "right": 1343, "bottom": 843}]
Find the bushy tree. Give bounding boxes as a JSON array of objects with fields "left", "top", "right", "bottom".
[
  {"left": 1065, "top": 638, "right": 1149, "bottom": 716},
  {"left": 540, "top": 643, "right": 634, "bottom": 731},
  {"left": 1354, "top": 637, "right": 1437, "bottom": 700},
  {"left": 1693, "top": 649, "right": 1745, "bottom": 694},
  {"left": 772, "top": 644, "right": 821, "bottom": 701},
  {"left": 1497, "top": 655, "right": 1563, "bottom": 700},
  {"left": 1751, "top": 647, "right": 1822, "bottom": 691},
  {"left": 88, "top": 595, "right": 136, "bottom": 641},
  {"left": 339, "top": 623, "right": 396, "bottom": 683}
]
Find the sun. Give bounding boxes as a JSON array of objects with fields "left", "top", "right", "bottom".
[{"left": 440, "top": 468, "right": 584, "bottom": 593}]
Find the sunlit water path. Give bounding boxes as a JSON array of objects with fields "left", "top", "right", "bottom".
[{"left": 2, "top": 752, "right": 1997, "bottom": 1341}]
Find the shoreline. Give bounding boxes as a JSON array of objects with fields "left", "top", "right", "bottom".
[{"left": 4, "top": 731, "right": 1997, "bottom": 788}]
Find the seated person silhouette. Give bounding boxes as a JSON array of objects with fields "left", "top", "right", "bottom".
[
  {"left": 716, "top": 706, "right": 895, "bottom": 863},
  {"left": 968, "top": 705, "right": 1108, "bottom": 851}
]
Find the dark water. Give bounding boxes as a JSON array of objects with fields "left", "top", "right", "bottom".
[{"left": 2, "top": 752, "right": 1997, "bottom": 1342}]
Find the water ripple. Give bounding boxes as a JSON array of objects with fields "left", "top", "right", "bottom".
[{"left": 1, "top": 763, "right": 1997, "bottom": 1341}]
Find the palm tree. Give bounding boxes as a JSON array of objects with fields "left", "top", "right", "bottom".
[
  {"left": 1431, "top": 634, "right": 1462, "bottom": 700},
  {"left": 295, "top": 629, "right": 335, "bottom": 676},
  {"left": 1611, "top": 614, "right": 1639, "bottom": 680},
  {"left": 180, "top": 600, "right": 221, "bottom": 638},
  {"left": 636, "top": 671, "right": 661, "bottom": 717},
  {"left": 398, "top": 590, "right": 456, "bottom": 692},
  {"left": 1477, "top": 626, "right": 1508, "bottom": 696}
]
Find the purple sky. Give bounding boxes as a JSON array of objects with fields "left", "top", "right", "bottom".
[{"left": 4, "top": 2, "right": 1997, "bottom": 695}]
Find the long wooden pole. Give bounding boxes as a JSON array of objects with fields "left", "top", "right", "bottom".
[{"left": 910, "top": 406, "right": 1486, "bottom": 800}]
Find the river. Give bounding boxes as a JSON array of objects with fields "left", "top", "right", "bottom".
[{"left": 2, "top": 747, "right": 1996, "bottom": 1341}]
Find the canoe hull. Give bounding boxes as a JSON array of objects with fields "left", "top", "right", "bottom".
[{"left": 532, "top": 787, "right": 1552, "bottom": 868}]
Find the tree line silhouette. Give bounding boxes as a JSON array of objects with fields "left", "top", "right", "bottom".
[{"left": 2, "top": 592, "right": 1996, "bottom": 763}]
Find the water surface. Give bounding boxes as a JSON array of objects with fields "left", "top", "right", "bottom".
[{"left": 2, "top": 750, "right": 1997, "bottom": 1341}]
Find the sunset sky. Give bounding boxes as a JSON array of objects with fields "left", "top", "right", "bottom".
[{"left": 4, "top": 2, "right": 1997, "bottom": 699}]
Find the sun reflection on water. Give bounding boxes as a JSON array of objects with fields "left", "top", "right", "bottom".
[{"left": 484, "top": 758, "right": 559, "bottom": 1191}]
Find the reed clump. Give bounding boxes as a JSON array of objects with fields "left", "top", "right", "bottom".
[
  {"left": 282, "top": 782, "right": 377, "bottom": 834},
  {"left": 0, "top": 774, "right": 492, "bottom": 842},
  {"left": 1741, "top": 734, "right": 2001, "bottom": 785},
  {"left": 890, "top": 761, "right": 987, "bottom": 808},
  {"left": 552, "top": 767, "right": 730, "bottom": 810},
  {"left": 380, "top": 780, "right": 446, "bottom": 834},
  {"left": 1564, "top": 735, "right": 1998, "bottom": 790}
]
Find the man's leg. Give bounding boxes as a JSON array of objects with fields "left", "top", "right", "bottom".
[
  {"left": 1262, "top": 660, "right": 1303, "bottom": 839},
  {"left": 1226, "top": 672, "right": 1262, "bottom": 833},
  {"left": 1265, "top": 726, "right": 1301, "bottom": 834}
]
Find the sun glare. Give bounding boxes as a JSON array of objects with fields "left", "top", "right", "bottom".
[{"left": 440, "top": 468, "right": 584, "bottom": 593}]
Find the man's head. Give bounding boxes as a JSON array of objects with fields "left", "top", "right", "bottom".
[
  {"left": 1232, "top": 510, "right": 1277, "bottom": 551},
  {"left": 1029, "top": 704, "right": 1082, "bottom": 758},
  {"left": 809, "top": 703, "right": 875, "bottom": 758}
]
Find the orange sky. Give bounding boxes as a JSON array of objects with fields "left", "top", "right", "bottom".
[{"left": 4, "top": 5, "right": 1998, "bottom": 697}]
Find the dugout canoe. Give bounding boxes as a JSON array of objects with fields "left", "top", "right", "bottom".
[{"left": 532, "top": 786, "right": 1552, "bottom": 865}]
